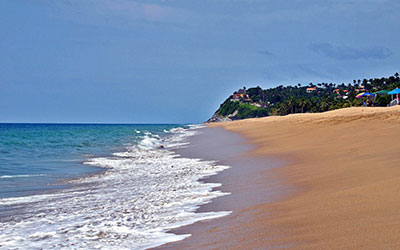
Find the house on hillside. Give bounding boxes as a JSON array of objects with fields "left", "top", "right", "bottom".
[
  {"left": 231, "top": 88, "right": 251, "bottom": 102},
  {"left": 306, "top": 86, "right": 317, "bottom": 93},
  {"left": 355, "top": 85, "right": 365, "bottom": 93}
]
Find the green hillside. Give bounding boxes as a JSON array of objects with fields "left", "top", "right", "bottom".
[{"left": 208, "top": 73, "right": 400, "bottom": 122}]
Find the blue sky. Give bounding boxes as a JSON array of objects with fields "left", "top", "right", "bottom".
[{"left": 1, "top": 0, "right": 399, "bottom": 123}]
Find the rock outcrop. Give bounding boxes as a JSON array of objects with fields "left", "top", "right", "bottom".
[{"left": 206, "top": 110, "right": 238, "bottom": 123}]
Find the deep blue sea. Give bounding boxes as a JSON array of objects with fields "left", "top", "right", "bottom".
[{"left": 0, "top": 123, "right": 230, "bottom": 249}]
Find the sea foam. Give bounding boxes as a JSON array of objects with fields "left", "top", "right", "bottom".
[{"left": 0, "top": 125, "right": 231, "bottom": 249}]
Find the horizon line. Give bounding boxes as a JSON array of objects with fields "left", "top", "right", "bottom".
[{"left": 0, "top": 122, "right": 196, "bottom": 125}]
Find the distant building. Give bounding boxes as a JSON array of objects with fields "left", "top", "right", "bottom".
[
  {"left": 306, "top": 86, "right": 317, "bottom": 93},
  {"left": 231, "top": 88, "right": 251, "bottom": 102},
  {"left": 354, "top": 85, "right": 365, "bottom": 92}
]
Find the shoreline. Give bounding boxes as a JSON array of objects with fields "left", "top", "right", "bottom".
[
  {"left": 209, "top": 106, "right": 400, "bottom": 249},
  {"left": 155, "top": 127, "right": 294, "bottom": 249},
  {"left": 0, "top": 124, "right": 236, "bottom": 249},
  {"left": 157, "top": 106, "right": 400, "bottom": 249}
]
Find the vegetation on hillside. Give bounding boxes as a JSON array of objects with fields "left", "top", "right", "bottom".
[{"left": 212, "top": 73, "right": 400, "bottom": 120}]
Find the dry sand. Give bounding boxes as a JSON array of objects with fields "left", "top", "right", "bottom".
[{"left": 206, "top": 106, "right": 400, "bottom": 249}]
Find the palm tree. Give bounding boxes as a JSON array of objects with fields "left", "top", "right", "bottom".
[
  {"left": 320, "top": 100, "right": 329, "bottom": 112},
  {"left": 299, "top": 97, "right": 307, "bottom": 113},
  {"left": 261, "top": 89, "right": 266, "bottom": 103},
  {"left": 287, "top": 96, "right": 295, "bottom": 114}
]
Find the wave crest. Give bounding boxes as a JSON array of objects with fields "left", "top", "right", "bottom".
[{"left": 0, "top": 125, "right": 231, "bottom": 249}]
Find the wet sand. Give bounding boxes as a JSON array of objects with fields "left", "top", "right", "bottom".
[
  {"left": 157, "top": 106, "right": 400, "bottom": 249},
  {"left": 210, "top": 106, "right": 400, "bottom": 249},
  {"left": 155, "top": 127, "right": 292, "bottom": 249}
]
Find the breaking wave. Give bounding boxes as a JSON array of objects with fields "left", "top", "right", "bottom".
[{"left": 0, "top": 125, "right": 230, "bottom": 249}]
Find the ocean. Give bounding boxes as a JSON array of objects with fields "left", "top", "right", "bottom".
[{"left": 0, "top": 124, "right": 230, "bottom": 249}]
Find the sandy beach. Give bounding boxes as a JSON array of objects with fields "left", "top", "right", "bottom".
[
  {"left": 158, "top": 106, "right": 400, "bottom": 249},
  {"left": 212, "top": 106, "right": 400, "bottom": 249},
  {"left": 155, "top": 126, "right": 290, "bottom": 250}
]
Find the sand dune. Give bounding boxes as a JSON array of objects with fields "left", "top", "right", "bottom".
[{"left": 210, "top": 106, "right": 400, "bottom": 249}]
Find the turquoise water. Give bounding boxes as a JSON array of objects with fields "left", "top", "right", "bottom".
[
  {"left": 0, "top": 123, "right": 231, "bottom": 249},
  {"left": 0, "top": 123, "right": 180, "bottom": 199}
]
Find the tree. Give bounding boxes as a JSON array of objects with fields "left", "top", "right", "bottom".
[
  {"left": 299, "top": 97, "right": 307, "bottom": 113},
  {"left": 214, "top": 73, "right": 398, "bottom": 120},
  {"left": 287, "top": 96, "right": 295, "bottom": 114},
  {"left": 319, "top": 100, "right": 329, "bottom": 111},
  {"left": 261, "top": 89, "right": 266, "bottom": 103},
  {"left": 363, "top": 79, "right": 368, "bottom": 85}
]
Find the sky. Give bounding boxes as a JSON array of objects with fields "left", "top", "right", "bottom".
[{"left": 1, "top": 0, "right": 399, "bottom": 123}]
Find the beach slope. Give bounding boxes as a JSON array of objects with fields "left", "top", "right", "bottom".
[{"left": 208, "top": 106, "right": 400, "bottom": 249}]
